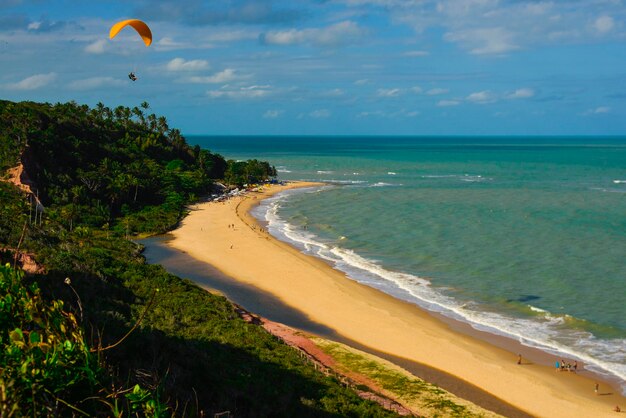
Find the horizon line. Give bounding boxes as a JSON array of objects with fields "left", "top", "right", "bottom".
[{"left": 185, "top": 134, "right": 626, "bottom": 138}]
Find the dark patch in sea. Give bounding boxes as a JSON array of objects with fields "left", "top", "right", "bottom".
[{"left": 508, "top": 294, "right": 541, "bottom": 303}]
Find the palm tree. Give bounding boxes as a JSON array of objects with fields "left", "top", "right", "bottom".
[
  {"left": 147, "top": 113, "right": 157, "bottom": 132},
  {"left": 168, "top": 128, "right": 186, "bottom": 151},
  {"left": 131, "top": 106, "right": 145, "bottom": 126},
  {"left": 157, "top": 116, "right": 169, "bottom": 135},
  {"left": 113, "top": 106, "right": 124, "bottom": 122},
  {"left": 95, "top": 102, "right": 105, "bottom": 121}
]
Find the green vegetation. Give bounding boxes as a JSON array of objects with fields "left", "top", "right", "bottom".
[
  {"left": 0, "top": 99, "right": 275, "bottom": 235},
  {"left": 0, "top": 264, "right": 165, "bottom": 416},
  {"left": 224, "top": 159, "right": 277, "bottom": 187},
  {"left": 314, "top": 338, "right": 500, "bottom": 418},
  {"left": 0, "top": 99, "right": 398, "bottom": 416}
]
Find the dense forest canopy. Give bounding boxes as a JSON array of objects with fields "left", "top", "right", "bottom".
[
  {"left": 0, "top": 100, "right": 276, "bottom": 235},
  {"left": 0, "top": 100, "right": 397, "bottom": 417}
]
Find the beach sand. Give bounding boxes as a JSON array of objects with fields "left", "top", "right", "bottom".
[{"left": 168, "top": 181, "right": 626, "bottom": 418}]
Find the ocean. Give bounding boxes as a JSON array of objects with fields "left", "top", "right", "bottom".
[{"left": 189, "top": 135, "right": 626, "bottom": 392}]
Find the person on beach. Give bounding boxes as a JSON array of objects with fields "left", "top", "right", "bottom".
[
  {"left": 595, "top": 383, "right": 599, "bottom": 395},
  {"left": 614, "top": 405, "right": 621, "bottom": 412},
  {"left": 555, "top": 360, "right": 560, "bottom": 371},
  {"left": 517, "top": 354, "right": 522, "bottom": 365},
  {"left": 572, "top": 361, "right": 578, "bottom": 372}
]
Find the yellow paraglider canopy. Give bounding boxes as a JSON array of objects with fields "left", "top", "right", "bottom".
[{"left": 109, "top": 19, "right": 152, "bottom": 47}]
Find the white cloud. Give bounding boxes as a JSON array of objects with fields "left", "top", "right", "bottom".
[
  {"left": 263, "top": 109, "right": 284, "bottom": 118},
  {"left": 85, "top": 39, "right": 107, "bottom": 54},
  {"left": 445, "top": 27, "right": 518, "bottom": 55},
  {"left": 594, "top": 16, "right": 614, "bottom": 34},
  {"left": 411, "top": 86, "right": 423, "bottom": 94},
  {"left": 354, "top": 79, "right": 370, "bottom": 85},
  {"left": 207, "top": 85, "right": 271, "bottom": 99},
  {"left": 310, "top": 109, "right": 331, "bottom": 118},
  {"left": 584, "top": 106, "right": 611, "bottom": 115},
  {"left": 377, "top": 88, "right": 401, "bottom": 97},
  {"left": 466, "top": 90, "right": 497, "bottom": 104},
  {"left": 524, "top": 2, "right": 553, "bottom": 16},
  {"left": 153, "top": 37, "right": 214, "bottom": 51},
  {"left": 357, "top": 109, "right": 420, "bottom": 118},
  {"left": 507, "top": 88, "right": 535, "bottom": 99},
  {"left": 320, "top": 88, "right": 345, "bottom": 97},
  {"left": 427, "top": 88, "right": 449, "bottom": 95},
  {"left": 68, "top": 76, "right": 125, "bottom": 90},
  {"left": 262, "top": 21, "right": 366, "bottom": 46},
  {"left": 357, "top": 110, "right": 386, "bottom": 118},
  {"left": 155, "top": 37, "right": 187, "bottom": 50},
  {"left": 5, "top": 73, "right": 57, "bottom": 90},
  {"left": 389, "top": 1, "right": 625, "bottom": 55},
  {"left": 437, "top": 99, "right": 461, "bottom": 107},
  {"left": 188, "top": 69, "right": 241, "bottom": 83},
  {"left": 166, "top": 58, "right": 210, "bottom": 72}
]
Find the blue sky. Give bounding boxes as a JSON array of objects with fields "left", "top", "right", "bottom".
[{"left": 1, "top": 0, "right": 625, "bottom": 136}]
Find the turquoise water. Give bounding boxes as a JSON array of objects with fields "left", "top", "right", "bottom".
[{"left": 190, "top": 136, "right": 626, "bottom": 390}]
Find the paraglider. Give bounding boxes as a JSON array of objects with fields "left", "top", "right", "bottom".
[
  {"left": 109, "top": 19, "right": 152, "bottom": 46},
  {"left": 109, "top": 19, "right": 152, "bottom": 81}
]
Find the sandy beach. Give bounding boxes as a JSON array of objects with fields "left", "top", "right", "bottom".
[{"left": 168, "top": 181, "right": 626, "bottom": 418}]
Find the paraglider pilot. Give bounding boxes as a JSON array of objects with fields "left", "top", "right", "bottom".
[{"left": 109, "top": 19, "right": 152, "bottom": 83}]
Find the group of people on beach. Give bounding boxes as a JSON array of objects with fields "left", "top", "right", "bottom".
[
  {"left": 555, "top": 359, "right": 578, "bottom": 372},
  {"left": 557, "top": 362, "right": 623, "bottom": 413}
]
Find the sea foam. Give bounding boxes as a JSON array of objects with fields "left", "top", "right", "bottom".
[
  {"left": 421, "top": 174, "right": 491, "bottom": 182},
  {"left": 252, "top": 186, "right": 626, "bottom": 394}
]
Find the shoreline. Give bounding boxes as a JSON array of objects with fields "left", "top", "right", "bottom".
[
  {"left": 166, "top": 181, "right": 625, "bottom": 417},
  {"left": 141, "top": 234, "right": 530, "bottom": 417}
]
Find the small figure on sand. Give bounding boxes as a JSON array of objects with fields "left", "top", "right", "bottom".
[
  {"left": 517, "top": 354, "right": 522, "bottom": 365},
  {"left": 595, "top": 383, "right": 599, "bottom": 395},
  {"left": 614, "top": 405, "right": 621, "bottom": 412}
]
